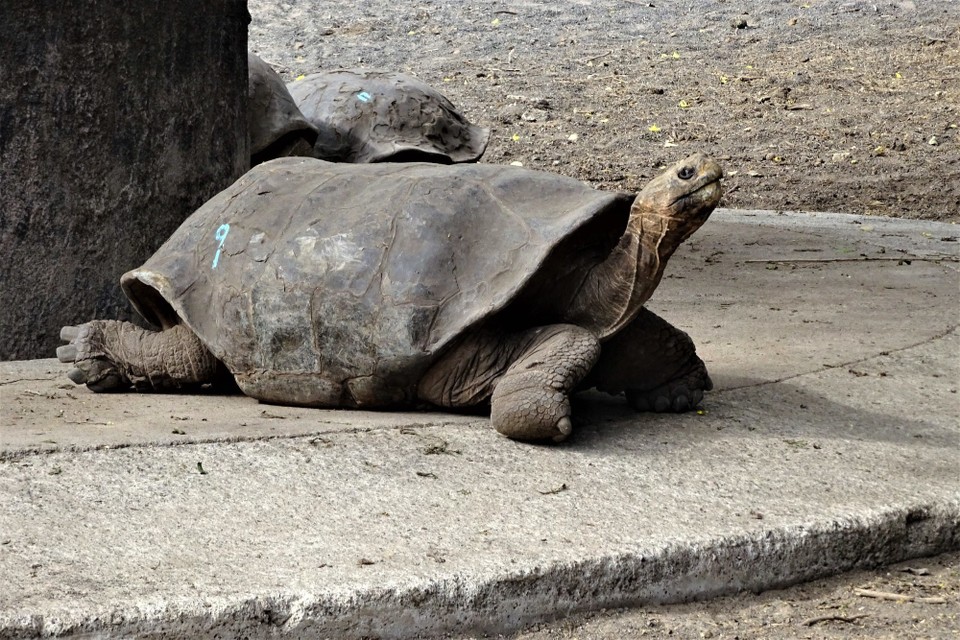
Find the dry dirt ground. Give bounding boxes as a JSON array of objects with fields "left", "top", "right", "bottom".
[
  {"left": 249, "top": 0, "right": 959, "bottom": 221},
  {"left": 247, "top": 1, "right": 958, "bottom": 637},
  {"left": 492, "top": 552, "right": 960, "bottom": 639}
]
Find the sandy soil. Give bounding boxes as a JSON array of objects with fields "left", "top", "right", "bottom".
[
  {"left": 249, "top": 0, "right": 959, "bottom": 221},
  {"left": 495, "top": 552, "right": 960, "bottom": 639},
  {"left": 247, "top": 1, "right": 958, "bottom": 636}
]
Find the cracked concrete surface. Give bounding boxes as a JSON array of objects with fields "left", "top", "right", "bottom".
[{"left": 0, "top": 209, "right": 958, "bottom": 638}]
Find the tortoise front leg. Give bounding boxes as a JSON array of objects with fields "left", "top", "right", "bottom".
[
  {"left": 57, "top": 320, "right": 220, "bottom": 393},
  {"left": 583, "top": 308, "right": 712, "bottom": 412},
  {"left": 419, "top": 324, "right": 600, "bottom": 442}
]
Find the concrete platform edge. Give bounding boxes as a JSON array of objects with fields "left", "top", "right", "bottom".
[{"left": 5, "top": 500, "right": 958, "bottom": 639}]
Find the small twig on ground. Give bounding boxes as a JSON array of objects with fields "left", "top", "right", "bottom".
[
  {"left": 853, "top": 588, "right": 947, "bottom": 604},
  {"left": 744, "top": 256, "right": 957, "bottom": 264},
  {"left": 538, "top": 483, "right": 568, "bottom": 495},
  {"left": 553, "top": 74, "right": 623, "bottom": 84},
  {"left": 802, "top": 614, "right": 867, "bottom": 627},
  {"left": 0, "top": 377, "right": 55, "bottom": 386},
  {"left": 585, "top": 50, "right": 612, "bottom": 64}
]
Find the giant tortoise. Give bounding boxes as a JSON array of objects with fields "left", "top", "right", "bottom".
[
  {"left": 57, "top": 154, "right": 722, "bottom": 442},
  {"left": 249, "top": 54, "right": 488, "bottom": 166},
  {"left": 287, "top": 69, "right": 489, "bottom": 163}
]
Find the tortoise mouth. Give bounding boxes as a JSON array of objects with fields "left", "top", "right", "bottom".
[{"left": 669, "top": 175, "right": 723, "bottom": 212}]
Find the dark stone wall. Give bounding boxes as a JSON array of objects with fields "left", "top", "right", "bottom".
[{"left": 0, "top": 2, "right": 249, "bottom": 360}]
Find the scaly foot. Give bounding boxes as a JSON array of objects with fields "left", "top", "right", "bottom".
[
  {"left": 56, "top": 322, "right": 132, "bottom": 392},
  {"left": 625, "top": 360, "right": 712, "bottom": 413}
]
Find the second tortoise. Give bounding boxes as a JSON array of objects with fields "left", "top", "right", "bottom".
[{"left": 287, "top": 69, "right": 490, "bottom": 163}]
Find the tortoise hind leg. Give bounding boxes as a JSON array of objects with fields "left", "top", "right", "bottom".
[
  {"left": 583, "top": 308, "right": 712, "bottom": 412},
  {"left": 419, "top": 324, "right": 600, "bottom": 442},
  {"left": 57, "top": 320, "right": 220, "bottom": 393}
]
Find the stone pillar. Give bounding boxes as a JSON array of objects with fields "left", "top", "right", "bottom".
[{"left": 0, "top": 2, "right": 249, "bottom": 360}]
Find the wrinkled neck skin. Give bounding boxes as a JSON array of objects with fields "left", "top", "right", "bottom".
[
  {"left": 565, "top": 204, "right": 688, "bottom": 339},
  {"left": 564, "top": 154, "right": 722, "bottom": 339}
]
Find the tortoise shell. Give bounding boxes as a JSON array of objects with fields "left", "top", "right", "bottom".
[
  {"left": 121, "top": 158, "right": 632, "bottom": 407},
  {"left": 247, "top": 53, "right": 318, "bottom": 165},
  {"left": 287, "top": 69, "right": 490, "bottom": 164}
]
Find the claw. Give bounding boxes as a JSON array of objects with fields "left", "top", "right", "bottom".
[
  {"left": 88, "top": 373, "right": 125, "bottom": 393},
  {"left": 60, "top": 325, "right": 80, "bottom": 342},
  {"left": 673, "top": 394, "right": 689, "bottom": 412},
  {"left": 57, "top": 344, "right": 78, "bottom": 363},
  {"left": 552, "top": 416, "right": 573, "bottom": 442},
  {"left": 67, "top": 368, "right": 87, "bottom": 384}
]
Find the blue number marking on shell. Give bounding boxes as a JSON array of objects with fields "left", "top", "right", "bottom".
[
  {"left": 212, "top": 223, "right": 230, "bottom": 269},
  {"left": 356, "top": 91, "right": 372, "bottom": 103}
]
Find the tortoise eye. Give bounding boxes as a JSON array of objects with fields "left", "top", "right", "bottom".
[{"left": 678, "top": 166, "right": 696, "bottom": 180}]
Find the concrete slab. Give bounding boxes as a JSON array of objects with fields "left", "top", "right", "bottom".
[{"left": 0, "top": 209, "right": 958, "bottom": 638}]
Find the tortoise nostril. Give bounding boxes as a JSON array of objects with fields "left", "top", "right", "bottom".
[{"left": 678, "top": 166, "right": 696, "bottom": 180}]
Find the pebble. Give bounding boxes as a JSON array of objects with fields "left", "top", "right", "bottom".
[{"left": 522, "top": 109, "right": 550, "bottom": 122}]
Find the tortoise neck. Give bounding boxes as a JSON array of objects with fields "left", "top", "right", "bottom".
[{"left": 563, "top": 203, "right": 678, "bottom": 339}]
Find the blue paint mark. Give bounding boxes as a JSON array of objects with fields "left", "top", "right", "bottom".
[
  {"left": 356, "top": 91, "right": 373, "bottom": 103},
  {"left": 212, "top": 223, "right": 230, "bottom": 269}
]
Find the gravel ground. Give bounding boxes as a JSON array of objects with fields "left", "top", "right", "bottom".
[{"left": 249, "top": 0, "right": 959, "bottom": 221}]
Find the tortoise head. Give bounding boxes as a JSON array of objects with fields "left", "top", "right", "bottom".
[
  {"left": 556, "top": 153, "right": 723, "bottom": 339},
  {"left": 631, "top": 153, "right": 723, "bottom": 254}
]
